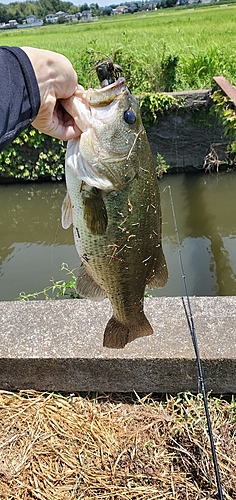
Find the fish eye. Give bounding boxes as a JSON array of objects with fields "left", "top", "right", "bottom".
[{"left": 124, "top": 109, "right": 136, "bottom": 125}]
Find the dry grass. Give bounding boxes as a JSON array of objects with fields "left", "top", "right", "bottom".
[{"left": 0, "top": 391, "right": 235, "bottom": 499}]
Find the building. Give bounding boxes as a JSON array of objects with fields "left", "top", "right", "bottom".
[
  {"left": 0, "top": 19, "right": 18, "bottom": 29},
  {"left": 113, "top": 5, "right": 129, "bottom": 14},
  {"left": 18, "top": 15, "right": 43, "bottom": 27},
  {"left": 46, "top": 11, "right": 81, "bottom": 23},
  {"left": 46, "top": 11, "right": 67, "bottom": 23},
  {"left": 64, "top": 13, "right": 79, "bottom": 21},
  {"left": 45, "top": 13, "right": 55, "bottom": 22},
  {"left": 81, "top": 10, "right": 93, "bottom": 21}
]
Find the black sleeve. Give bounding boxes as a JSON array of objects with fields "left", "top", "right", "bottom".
[{"left": 0, "top": 46, "right": 41, "bottom": 152}]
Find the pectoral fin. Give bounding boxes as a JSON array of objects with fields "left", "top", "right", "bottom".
[
  {"left": 82, "top": 188, "right": 108, "bottom": 236},
  {"left": 146, "top": 246, "right": 168, "bottom": 289},
  {"left": 62, "top": 192, "right": 73, "bottom": 229},
  {"left": 76, "top": 264, "right": 106, "bottom": 300}
]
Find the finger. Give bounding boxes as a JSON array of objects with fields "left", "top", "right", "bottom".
[
  {"left": 33, "top": 117, "right": 82, "bottom": 141},
  {"left": 51, "top": 104, "right": 82, "bottom": 140},
  {"left": 55, "top": 122, "right": 82, "bottom": 141},
  {"left": 54, "top": 101, "right": 75, "bottom": 125},
  {"left": 32, "top": 98, "right": 82, "bottom": 140}
]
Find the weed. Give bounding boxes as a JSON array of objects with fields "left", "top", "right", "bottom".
[
  {"left": 17, "top": 262, "right": 81, "bottom": 300},
  {"left": 139, "top": 93, "right": 177, "bottom": 129},
  {"left": 156, "top": 152, "right": 170, "bottom": 178},
  {"left": 212, "top": 89, "right": 236, "bottom": 155},
  {"left": 160, "top": 52, "right": 179, "bottom": 92}
]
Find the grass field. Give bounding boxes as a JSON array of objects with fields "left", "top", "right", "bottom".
[{"left": 1, "top": 5, "right": 236, "bottom": 93}]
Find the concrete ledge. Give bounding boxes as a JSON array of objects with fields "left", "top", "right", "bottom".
[{"left": 0, "top": 297, "right": 235, "bottom": 393}]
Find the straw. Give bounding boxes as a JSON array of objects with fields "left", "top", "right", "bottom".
[{"left": 0, "top": 391, "right": 235, "bottom": 499}]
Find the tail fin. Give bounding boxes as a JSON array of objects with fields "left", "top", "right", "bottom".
[{"left": 103, "top": 314, "right": 153, "bottom": 349}]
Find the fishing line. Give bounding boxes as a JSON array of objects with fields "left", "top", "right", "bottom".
[
  {"left": 168, "top": 185, "right": 224, "bottom": 500},
  {"left": 51, "top": 216, "right": 62, "bottom": 271}
]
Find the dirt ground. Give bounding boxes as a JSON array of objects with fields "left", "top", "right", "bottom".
[{"left": 0, "top": 390, "right": 235, "bottom": 499}]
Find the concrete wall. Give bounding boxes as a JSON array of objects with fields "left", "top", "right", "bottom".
[
  {"left": 147, "top": 90, "right": 229, "bottom": 173},
  {"left": 0, "top": 296, "right": 235, "bottom": 393}
]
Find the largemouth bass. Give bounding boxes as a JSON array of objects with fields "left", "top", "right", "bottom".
[{"left": 61, "top": 69, "right": 168, "bottom": 349}]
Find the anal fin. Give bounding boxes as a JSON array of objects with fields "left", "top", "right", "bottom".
[
  {"left": 76, "top": 264, "right": 106, "bottom": 300},
  {"left": 103, "top": 314, "right": 153, "bottom": 349},
  {"left": 147, "top": 245, "right": 168, "bottom": 289}
]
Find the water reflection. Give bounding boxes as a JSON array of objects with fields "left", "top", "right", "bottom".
[
  {"left": 182, "top": 175, "right": 236, "bottom": 295},
  {"left": 0, "top": 183, "right": 79, "bottom": 300},
  {"left": 1, "top": 173, "right": 236, "bottom": 301},
  {"left": 151, "top": 173, "right": 236, "bottom": 297}
]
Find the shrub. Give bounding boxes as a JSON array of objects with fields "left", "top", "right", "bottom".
[
  {"left": 0, "top": 129, "right": 66, "bottom": 181},
  {"left": 212, "top": 90, "right": 236, "bottom": 155}
]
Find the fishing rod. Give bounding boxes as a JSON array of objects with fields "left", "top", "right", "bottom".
[{"left": 168, "top": 185, "right": 224, "bottom": 500}]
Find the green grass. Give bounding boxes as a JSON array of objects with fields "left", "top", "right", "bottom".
[{"left": 1, "top": 5, "right": 236, "bottom": 92}]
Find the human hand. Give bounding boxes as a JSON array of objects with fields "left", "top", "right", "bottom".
[{"left": 21, "top": 47, "right": 82, "bottom": 141}]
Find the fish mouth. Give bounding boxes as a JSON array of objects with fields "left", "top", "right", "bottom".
[
  {"left": 86, "top": 77, "right": 127, "bottom": 107},
  {"left": 61, "top": 77, "right": 128, "bottom": 131},
  {"left": 96, "top": 76, "right": 126, "bottom": 91}
]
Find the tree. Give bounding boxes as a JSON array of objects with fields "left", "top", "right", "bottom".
[
  {"left": 90, "top": 2, "right": 100, "bottom": 15},
  {"left": 102, "top": 6, "right": 112, "bottom": 15},
  {"left": 80, "top": 3, "right": 89, "bottom": 11},
  {"left": 165, "top": 0, "right": 178, "bottom": 6},
  {"left": 0, "top": 5, "right": 8, "bottom": 23}
]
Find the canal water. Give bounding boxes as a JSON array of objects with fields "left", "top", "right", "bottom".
[{"left": 1, "top": 172, "right": 236, "bottom": 301}]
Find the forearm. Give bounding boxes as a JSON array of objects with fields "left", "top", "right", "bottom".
[{"left": 0, "top": 46, "right": 40, "bottom": 152}]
